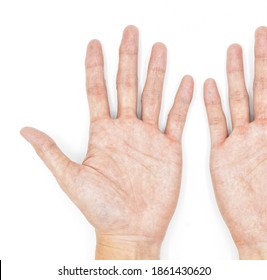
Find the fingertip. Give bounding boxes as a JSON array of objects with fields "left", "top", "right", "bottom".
[
  {"left": 123, "top": 25, "right": 139, "bottom": 36},
  {"left": 182, "top": 75, "right": 194, "bottom": 86},
  {"left": 120, "top": 25, "right": 139, "bottom": 54},
  {"left": 20, "top": 126, "right": 36, "bottom": 140},
  {"left": 20, "top": 128, "right": 28, "bottom": 141},
  {"left": 255, "top": 26, "right": 267, "bottom": 42},
  {"left": 180, "top": 75, "right": 194, "bottom": 101},
  {"left": 86, "top": 40, "right": 102, "bottom": 56},
  {"left": 204, "top": 78, "right": 220, "bottom": 104},
  {"left": 87, "top": 39, "right": 102, "bottom": 49},
  {"left": 20, "top": 127, "right": 51, "bottom": 144},
  {"left": 85, "top": 39, "right": 103, "bottom": 68},
  {"left": 122, "top": 25, "right": 139, "bottom": 43},
  {"left": 255, "top": 26, "right": 267, "bottom": 58},
  {"left": 204, "top": 78, "right": 217, "bottom": 88},
  {"left": 151, "top": 43, "right": 167, "bottom": 63},
  {"left": 227, "top": 43, "right": 244, "bottom": 74},
  {"left": 149, "top": 42, "right": 167, "bottom": 72},
  {"left": 255, "top": 26, "right": 267, "bottom": 37},
  {"left": 227, "top": 43, "right": 242, "bottom": 56},
  {"left": 20, "top": 127, "right": 50, "bottom": 150},
  {"left": 20, "top": 126, "right": 27, "bottom": 136},
  {"left": 152, "top": 42, "right": 167, "bottom": 53}
]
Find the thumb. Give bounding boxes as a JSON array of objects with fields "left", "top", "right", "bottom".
[{"left": 20, "top": 127, "right": 77, "bottom": 184}]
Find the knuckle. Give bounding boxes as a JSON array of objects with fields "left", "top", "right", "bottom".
[
  {"left": 170, "top": 111, "right": 186, "bottom": 124},
  {"left": 119, "top": 47, "right": 138, "bottom": 56},
  {"left": 142, "top": 88, "right": 162, "bottom": 101},
  {"left": 209, "top": 116, "right": 224, "bottom": 126},
  {"left": 39, "top": 140, "right": 57, "bottom": 155},
  {"left": 85, "top": 63, "right": 103, "bottom": 72},
  {"left": 86, "top": 83, "right": 106, "bottom": 95},
  {"left": 119, "top": 106, "right": 135, "bottom": 118},
  {"left": 234, "top": 125, "right": 248, "bottom": 135},
  {"left": 230, "top": 89, "right": 247, "bottom": 102},
  {"left": 117, "top": 75, "right": 137, "bottom": 89},
  {"left": 149, "top": 67, "right": 165, "bottom": 76}
]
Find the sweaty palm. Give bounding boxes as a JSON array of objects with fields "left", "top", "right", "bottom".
[
  {"left": 21, "top": 26, "right": 193, "bottom": 259},
  {"left": 204, "top": 27, "right": 267, "bottom": 259}
]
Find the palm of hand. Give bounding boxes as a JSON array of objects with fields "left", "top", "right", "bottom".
[
  {"left": 21, "top": 26, "right": 193, "bottom": 248},
  {"left": 73, "top": 119, "right": 181, "bottom": 239},
  {"left": 211, "top": 122, "right": 267, "bottom": 246}
]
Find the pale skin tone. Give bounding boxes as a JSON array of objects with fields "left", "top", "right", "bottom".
[
  {"left": 204, "top": 27, "right": 267, "bottom": 260},
  {"left": 21, "top": 25, "right": 194, "bottom": 259},
  {"left": 21, "top": 25, "right": 267, "bottom": 260}
]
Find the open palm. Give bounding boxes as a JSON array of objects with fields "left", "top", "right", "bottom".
[
  {"left": 21, "top": 26, "right": 194, "bottom": 259},
  {"left": 204, "top": 27, "right": 267, "bottom": 259}
]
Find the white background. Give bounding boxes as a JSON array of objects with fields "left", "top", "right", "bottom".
[{"left": 0, "top": 0, "right": 267, "bottom": 263}]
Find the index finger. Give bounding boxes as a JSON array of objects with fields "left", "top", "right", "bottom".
[{"left": 85, "top": 40, "right": 110, "bottom": 123}]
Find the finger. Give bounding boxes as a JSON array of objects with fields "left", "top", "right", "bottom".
[
  {"left": 85, "top": 40, "right": 110, "bottom": 123},
  {"left": 227, "top": 44, "right": 250, "bottom": 128},
  {"left": 165, "top": 75, "right": 194, "bottom": 141},
  {"left": 117, "top": 25, "right": 139, "bottom": 118},
  {"left": 204, "top": 79, "right": 228, "bottom": 147},
  {"left": 142, "top": 43, "right": 167, "bottom": 126},
  {"left": 20, "top": 127, "right": 78, "bottom": 187},
  {"left": 254, "top": 26, "right": 267, "bottom": 120}
]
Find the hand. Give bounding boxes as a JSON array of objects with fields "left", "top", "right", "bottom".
[
  {"left": 204, "top": 27, "right": 267, "bottom": 259},
  {"left": 21, "top": 25, "right": 194, "bottom": 259}
]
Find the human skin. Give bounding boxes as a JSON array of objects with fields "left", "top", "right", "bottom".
[
  {"left": 204, "top": 27, "right": 267, "bottom": 259},
  {"left": 21, "top": 25, "right": 194, "bottom": 259}
]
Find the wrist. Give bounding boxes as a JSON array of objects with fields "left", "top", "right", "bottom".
[
  {"left": 95, "top": 234, "right": 162, "bottom": 260},
  {"left": 237, "top": 243, "right": 267, "bottom": 260}
]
